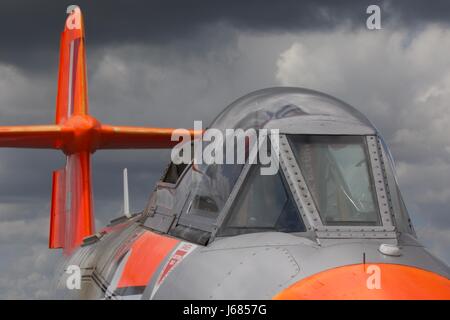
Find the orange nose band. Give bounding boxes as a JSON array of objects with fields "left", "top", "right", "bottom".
[{"left": 274, "top": 263, "right": 450, "bottom": 300}]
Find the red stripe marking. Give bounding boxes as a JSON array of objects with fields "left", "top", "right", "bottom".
[{"left": 117, "top": 231, "right": 179, "bottom": 288}]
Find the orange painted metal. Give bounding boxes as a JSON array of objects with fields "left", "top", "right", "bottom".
[
  {"left": 0, "top": 123, "right": 199, "bottom": 153},
  {"left": 117, "top": 232, "right": 179, "bottom": 289},
  {"left": 55, "top": 29, "right": 70, "bottom": 124},
  {"left": 273, "top": 263, "right": 450, "bottom": 300},
  {"left": 49, "top": 152, "right": 94, "bottom": 253},
  {"left": 0, "top": 125, "right": 62, "bottom": 149},
  {"left": 64, "top": 152, "right": 94, "bottom": 254},
  {"left": 49, "top": 169, "right": 66, "bottom": 249},
  {"left": 56, "top": 6, "right": 87, "bottom": 122},
  {"left": 98, "top": 125, "right": 200, "bottom": 149},
  {"left": 0, "top": 6, "right": 199, "bottom": 253},
  {"left": 53, "top": 6, "right": 92, "bottom": 254},
  {"left": 59, "top": 115, "right": 101, "bottom": 154}
]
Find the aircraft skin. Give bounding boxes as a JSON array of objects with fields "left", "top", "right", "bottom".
[{"left": 1, "top": 6, "right": 449, "bottom": 300}]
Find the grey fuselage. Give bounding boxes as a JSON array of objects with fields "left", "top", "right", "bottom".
[{"left": 55, "top": 88, "right": 450, "bottom": 299}]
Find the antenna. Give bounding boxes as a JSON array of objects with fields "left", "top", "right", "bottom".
[{"left": 123, "top": 168, "right": 131, "bottom": 218}]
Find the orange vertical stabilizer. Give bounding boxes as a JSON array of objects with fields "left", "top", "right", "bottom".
[{"left": 0, "top": 6, "right": 200, "bottom": 254}]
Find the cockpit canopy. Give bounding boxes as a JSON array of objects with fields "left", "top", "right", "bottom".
[
  {"left": 146, "top": 87, "right": 414, "bottom": 245},
  {"left": 211, "top": 87, "right": 374, "bottom": 134}
]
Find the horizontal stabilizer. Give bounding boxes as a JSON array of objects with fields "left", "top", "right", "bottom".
[
  {"left": 0, "top": 125, "right": 62, "bottom": 149},
  {"left": 98, "top": 126, "right": 199, "bottom": 149},
  {"left": 0, "top": 6, "right": 200, "bottom": 254},
  {"left": 0, "top": 125, "right": 199, "bottom": 151}
]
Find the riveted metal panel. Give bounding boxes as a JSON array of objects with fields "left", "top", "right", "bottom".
[
  {"left": 279, "top": 134, "right": 398, "bottom": 239},
  {"left": 378, "top": 139, "right": 416, "bottom": 235},
  {"left": 316, "top": 230, "right": 396, "bottom": 239},
  {"left": 266, "top": 116, "right": 376, "bottom": 135},
  {"left": 149, "top": 237, "right": 303, "bottom": 299},
  {"left": 278, "top": 135, "right": 317, "bottom": 236},
  {"left": 366, "top": 136, "right": 395, "bottom": 227}
]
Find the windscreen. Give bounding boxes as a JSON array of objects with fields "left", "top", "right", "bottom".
[
  {"left": 219, "top": 165, "right": 305, "bottom": 236},
  {"left": 288, "top": 135, "right": 381, "bottom": 226}
]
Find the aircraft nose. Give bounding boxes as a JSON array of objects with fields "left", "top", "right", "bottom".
[{"left": 273, "top": 263, "right": 450, "bottom": 300}]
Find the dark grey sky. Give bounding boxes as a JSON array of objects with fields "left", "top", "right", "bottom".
[
  {"left": 2, "top": 0, "right": 450, "bottom": 70},
  {"left": 0, "top": 0, "right": 449, "bottom": 298}
]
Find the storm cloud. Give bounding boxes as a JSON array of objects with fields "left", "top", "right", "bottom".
[
  {"left": 0, "top": 1, "right": 449, "bottom": 298},
  {"left": 3, "top": 0, "right": 450, "bottom": 70}
]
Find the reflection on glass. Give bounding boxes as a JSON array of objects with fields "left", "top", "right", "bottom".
[
  {"left": 288, "top": 135, "right": 381, "bottom": 226},
  {"left": 219, "top": 165, "right": 305, "bottom": 236},
  {"left": 187, "top": 162, "right": 244, "bottom": 220},
  {"left": 185, "top": 133, "right": 250, "bottom": 220}
]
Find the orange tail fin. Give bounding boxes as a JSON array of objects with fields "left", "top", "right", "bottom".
[
  {"left": 50, "top": 6, "right": 93, "bottom": 254},
  {"left": 0, "top": 6, "right": 199, "bottom": 254},
  {"left": 56, "top": 5, "right": 89, "bottom": 122}
]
